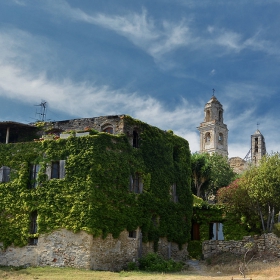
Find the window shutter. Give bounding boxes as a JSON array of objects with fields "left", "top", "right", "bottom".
[
  {"left": 0, "top": 166, "right": 10, "bottom": 183},
  {"left": 129, "top": 175, "right": 133, "bottom": 191},
  {"left": 139, "top": 178, "right": 143, "bottom": 193},
  {"left": 46, "top": 163, "right": 52, "bottom": 180},
  {"left": 59, "top": 160, "right": 66, "bottom": 179},
  {"left": 0, "top": 167, "right": 3, "bottom": 182}
]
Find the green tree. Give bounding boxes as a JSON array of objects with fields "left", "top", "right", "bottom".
[
  {"left": 241, "top": 153, "right": 280, "bottom": 232},
  {"left": 191, "top": 153, "right": 236, "bottom": 199},
  {"left": 219, "top": 153, "right": 280, "bottom": 233},
  {"left": 191, "top": 153, "right": 210, "bottom": 198}
]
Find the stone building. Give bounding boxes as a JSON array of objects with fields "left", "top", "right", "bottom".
[
  {"left": 197, "top": 95, "right": 228, "bottom": 157},
  {"left": 0, "top": 115, "right": 192, "bottom": 271}
]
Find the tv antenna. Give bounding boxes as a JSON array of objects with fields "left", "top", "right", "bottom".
[{"left": 35, "top": 101, "right": 47, "bottom": 122}]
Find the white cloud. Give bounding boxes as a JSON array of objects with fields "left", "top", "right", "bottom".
[
  {"left": 39, "top": 1, "right": 280, "bottom": 68},
  {"left": 44, "top": 1, "right": 194, "bottom": 63},
  {"left": 0, "top": 27, "right": 202, "bottom": 153}
]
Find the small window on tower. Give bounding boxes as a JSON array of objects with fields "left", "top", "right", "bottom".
[
  {"left": 206, "top": 110, "right": 211, "bottom": 122},
  {"left": 205, "top": 132, "right": 211, "bottom": 143},
  {"left": 218, "top": 133, "right": 223, "bottom": 144},
  {"left": 254, "top": 137, "right": 258, "bottom": 153},
  {"left": 219, "top": 110, "right": 223, "bottom": 122}
]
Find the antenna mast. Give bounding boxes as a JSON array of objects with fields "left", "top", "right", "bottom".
[{"left": 35, "top": 101, "right": 47, "bottom": 122}]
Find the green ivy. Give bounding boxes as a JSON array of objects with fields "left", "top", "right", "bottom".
[{"left": 0, "top": 116, "right": 192, "bottom": 249}]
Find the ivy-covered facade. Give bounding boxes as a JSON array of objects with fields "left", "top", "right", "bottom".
[{"left": 0, "top": 115, "right": 192, "bottom": 269}]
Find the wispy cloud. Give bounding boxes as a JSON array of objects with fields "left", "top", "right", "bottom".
[
  {"left": 44, "top": 1, "right": 194, "bottom": 63},
  {"left": 44, "top": 0, "right": 280, "bottom": 63},
  {"left": 0, "top": 27, "right": 201, "bottom": 152}
]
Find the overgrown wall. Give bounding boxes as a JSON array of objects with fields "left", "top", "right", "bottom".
[{"left": 0, "top": 116, "right": 192, "bottom": 269}]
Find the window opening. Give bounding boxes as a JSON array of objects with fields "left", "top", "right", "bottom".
[
  {"left": 254, "top": 137, "right": 258, "bottom": 153},
  {"left": 30, "top": 211, "right": 38, "bottom": 234},
  {"left": 133, "top": 130, "right": 139, "bottom": 148},
  {"left": 128, "top": 230, "right": 137, "bottom": 238},
  {"left": 218, "top": 133, "right": 223, "bottom": 144},
  {"left": 130, "top": 173, "right": 143, "bottom": 193},
  {"left": 209, "top": 222, "right": 224, "bottom": 240},
  {"left": 219, "top": 110, "right": 223, "bottom": 122},
  {"left": 103, "top": 127, "right": 113, "bottom": 134},
  {"left": 51, "top": 161, "right": 59, "bottom": 179},
  {"left": 206, "top": 110, "right": 211, "bottom": 122},
  {"left": 205, "top": 132, "right": 211, "bottom": 143}
]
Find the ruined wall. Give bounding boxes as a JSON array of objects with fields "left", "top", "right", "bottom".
[
  {"left": 0, "top": 228, "right": 188, "bottom": 271},
  {"left": 50, "top": 115, "right": 125, "bottom": 135},
  {"left": 0, "top": 229, "right": 138, "bottom": 271},
  {"left": 203, "top": 233, "right": 280, "bottom": 259}
]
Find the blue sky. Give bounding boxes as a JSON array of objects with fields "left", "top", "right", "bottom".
[{"left": 1, "top": 0, "right": 280, "bottom": 158}]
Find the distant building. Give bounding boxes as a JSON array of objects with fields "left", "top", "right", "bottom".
[{"left": 198, "top": 96, "right": 266, "bottom": 173}]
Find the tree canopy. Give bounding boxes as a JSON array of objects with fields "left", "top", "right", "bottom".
[
  {"left": 218, "top": 152, "right": 280, "bottom": 233},
  {"left": 191, "top": 152, "right": 236, "bottom": 199}
]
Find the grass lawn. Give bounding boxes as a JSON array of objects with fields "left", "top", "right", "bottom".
[{"left": 1, "top": 262, "right": 280, "bottom": 280}]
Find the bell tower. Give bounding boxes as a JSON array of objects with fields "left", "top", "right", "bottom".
[
  {"left": 251, "top": 129, "right": 266, "bottom": 166},
  {"left": 197, "top": 95, "right": 228, "bottom": 157}
]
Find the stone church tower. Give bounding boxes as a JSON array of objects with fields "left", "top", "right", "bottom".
[
  {"left": 251, "top": 129, "right": 266, "bottom": 166},
  {"left": 197, "top": 95, "right": 228, "bottom": 157}
]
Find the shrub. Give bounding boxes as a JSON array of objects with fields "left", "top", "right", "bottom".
[
  {"left": 273, "top": 223, "right": 280, "bottom": 237},
  {"left": 138, "top": 253, "right": 183, "bottom": 272},
  {"left": 187, "top": 240, "right": 202, "bottom": 259},
  {"left": 126, "top": 261, "right": 138, "bottom": 271}
]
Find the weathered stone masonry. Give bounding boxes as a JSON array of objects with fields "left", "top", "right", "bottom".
[
  {"left": 0, "top": 229, "right": 188, "bottom": 271},
  {"left": 203, "top": 233, "right": 280, "bottom": 259}
]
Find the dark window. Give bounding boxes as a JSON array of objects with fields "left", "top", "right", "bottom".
[
  {"left": 205, "top": 132, "right": 211, "bottom": 143},
  {"left": 103, "top": 127, "right": 113, "bottom": 134},
  {"left": 29, "top": 164, "right": 40, "bottom": 188},
  {"left": 129, "top": 173, "right": 143, "bottom": 193},
  {"left": 218, "top": 133, "right": 223, "bottom": 144},
  {"left": 128, "top": 231, "right": 137, "bottom": 238},
  {"left": 0, "top": 166, "right": 10, "bottom": 183},
  {"left": 51, "top": 161, "right": 60, "bottom": 179},
  {"left": 133, "top": 130, "right": 139, "bottom": 148},
  {"left": 30, "top": 211, "right": 38, "bottom": 234},
  {"left": 254, "top": 137, "right": 258, "bottom": 153},
  {"left": 206, "top": 110, "right": 211, "bottom": 122},
  {"left": 219, "top": 110, "right": 223, "bottom": 122},
  {"left": 47, "top": 160, "right": 65, "bottom": 180},
  {"left": 29, "top": 237, "right": 38, "bottom": 245}
]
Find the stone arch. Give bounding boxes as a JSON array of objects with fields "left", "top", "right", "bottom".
[{"left": 101, "top": 123, "right": 113, "bottom": 134}]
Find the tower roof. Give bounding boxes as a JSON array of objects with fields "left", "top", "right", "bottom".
[
  {"left": 206, "top": 95, "right": 221, "bottom": 105},
  {"left": 252, "top": 129, "right": 262, "bottom": 135}
]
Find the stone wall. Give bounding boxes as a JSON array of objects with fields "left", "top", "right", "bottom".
[
  {"left": 0, "top": 228, "right": 187, "bottom": 271},
  {"left": 50, "top": 115, "right": 125, "bottom": 135},
  {"left": 203, "top": 233, "right": 280, "bottom": 259}
]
